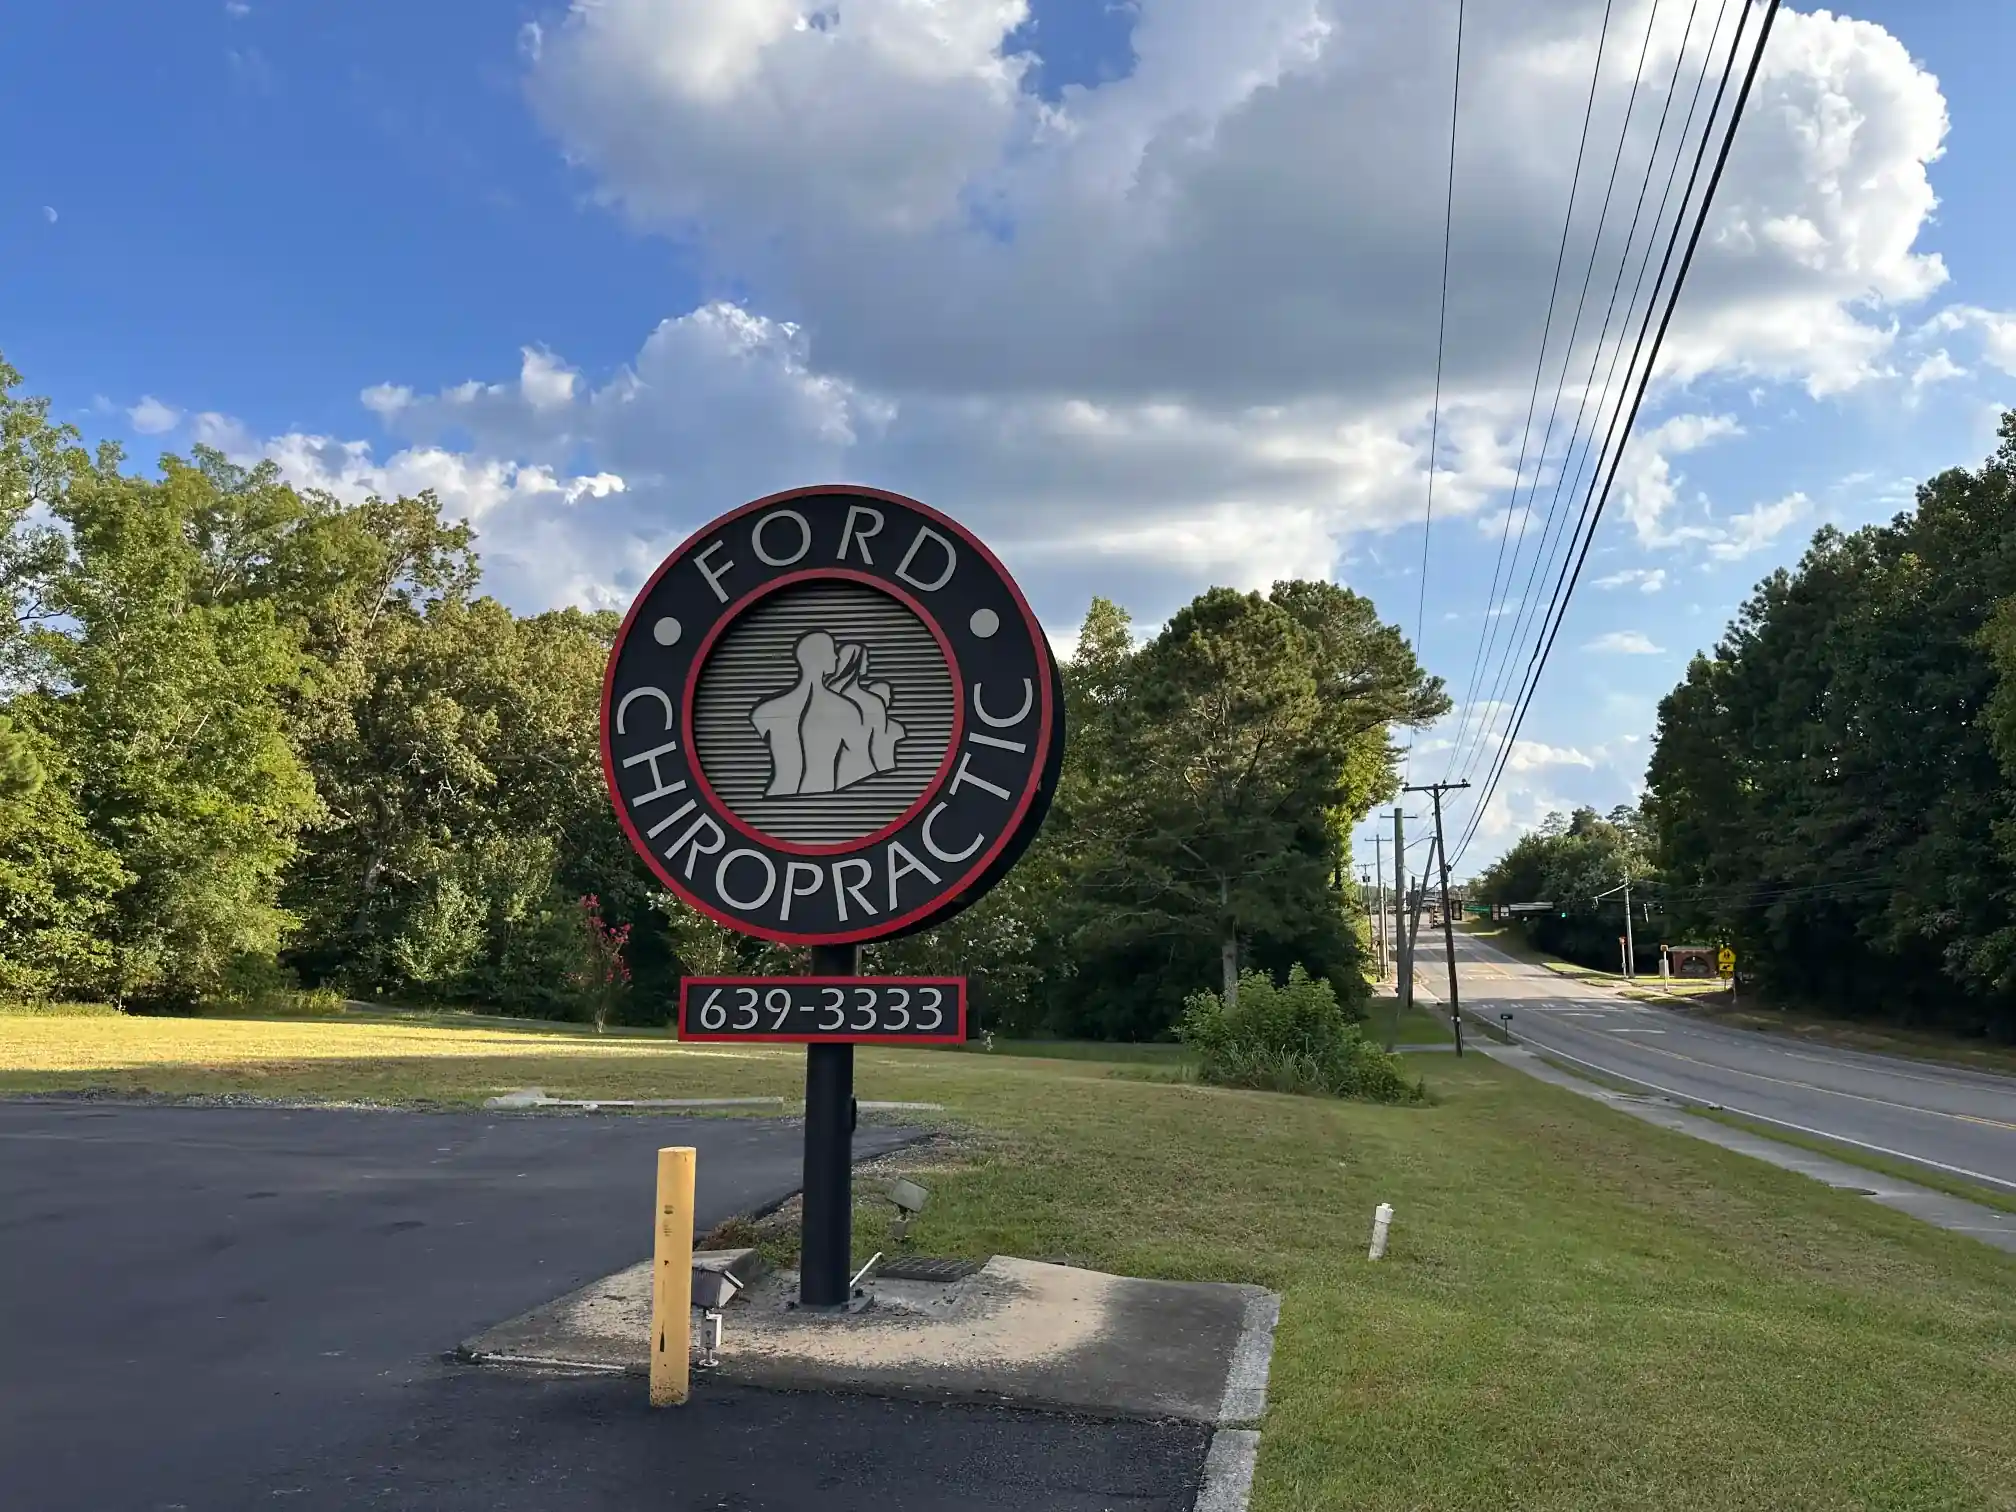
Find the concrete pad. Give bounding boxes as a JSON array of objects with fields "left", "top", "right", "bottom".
[{"left": 462, "top": 1255, "right": 1278, "bottom": 1426}]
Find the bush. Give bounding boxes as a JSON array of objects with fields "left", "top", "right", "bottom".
[
  {"left": 1179, "top": 963, "right": 1423, "bottom": 1104},
  {"left": 0, "top": 998, "right": 122, "bottom": 1016},
  {"left": 207, "top": 953, "right": 346, "bottom": 1017}
]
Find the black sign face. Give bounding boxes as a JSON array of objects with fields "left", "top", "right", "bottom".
[
  {"left": 602, "top": 486, "right": 1063, "bottom": 945},
  {"left": 678, "top": 976, "right": 967, "bottom": 1043}
]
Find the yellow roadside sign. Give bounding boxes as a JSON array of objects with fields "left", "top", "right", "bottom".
[{"left": 1716, "top": 946, "right": 1736, "bottom": 977}]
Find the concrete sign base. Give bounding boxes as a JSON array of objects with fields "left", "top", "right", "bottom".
[{"left": 461, "top": 1254, "right": 1278, "bottom": 1427}]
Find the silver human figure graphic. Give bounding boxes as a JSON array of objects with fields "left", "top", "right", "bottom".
[{"left": 752, "top": 631, "right": 907, "bottom": 796}]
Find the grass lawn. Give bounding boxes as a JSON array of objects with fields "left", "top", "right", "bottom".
[
  {"left": 5, "top": 1012, "right": 2014, "bottom": 1510},
  {"left": 1369, "top": 996, "right": 1459, "bottom": 1047}
]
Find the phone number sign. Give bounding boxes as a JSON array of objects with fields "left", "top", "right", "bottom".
[{"left": 678, "top": 976, "right": 967, "bottom": 1044}]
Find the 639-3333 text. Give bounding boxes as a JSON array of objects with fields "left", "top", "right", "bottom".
[{"left": 676, "top": 976, "right": 968, "bottom": 1043}]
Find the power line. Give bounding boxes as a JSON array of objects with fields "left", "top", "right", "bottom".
[
  {"left": 1454, "top": 0, "right": 1783, "bottom": 866},
  {"left": 1405, "top": 0, "right": 1467, "bottom": 783},
  {"left": 1440, "top": 0, "right": 1619, "bottom": 780},
  {"left": 1455, "top": 0, "right": 1708, "bottom": 790},
  {"left": 1455, "top": 0, "right": 1765, "bottom": 841},
  {"left": 1458, "top": 0, "right": 1731, "bottom": 793},
  {"left": 1446, "top": 0, "right": 1683, "bottom": 786},
  {"left": 1457, "top": 1, "right": 1766, "bottom": 851}
]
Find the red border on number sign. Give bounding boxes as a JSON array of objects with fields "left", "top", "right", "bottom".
[{"left": 677, "top": 976, "right": 969, "bottom": 1044}]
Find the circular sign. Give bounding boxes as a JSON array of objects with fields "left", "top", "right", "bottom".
[{"left": 602, "top": 485, "right": 1064, "bottom": 945}]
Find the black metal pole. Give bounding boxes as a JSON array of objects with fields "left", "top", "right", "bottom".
[{"left": 799, "top": 943, "right": 857, "bottom": 1308}]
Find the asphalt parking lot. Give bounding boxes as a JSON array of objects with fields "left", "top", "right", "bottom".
[{"left": 0, "top": 1102, "right": 1208, "bottom": 1511}]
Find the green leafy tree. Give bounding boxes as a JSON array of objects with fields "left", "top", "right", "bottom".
[
  {"left": 1644, "top": 413, "right": 2016, "bottom": 1040},
  {"left": 22, "top": 454, "right": 322, "bottom": 1006},
  {"left": 0, "top": 718, "right": 128, "bottom": 999},
  {"left": 1070, "top": 581, "right": 1444, "bottom": 1016},
  {"left": 0, "top": 714, "right": 44, "bottom": 802},
  {"left": 1477, "top": 806, "right": 1651, "bottom": 968},
  {"left": 0, "top": 357, "right": 80, "bottom": 684}
]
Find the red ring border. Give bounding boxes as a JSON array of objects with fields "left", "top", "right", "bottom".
[
  {"left": 678, "top": 567, "right": 967, "bottom": 857},
  {"left": 600, "top": 484, "right": 1057, "bottom": 947},
  {"left": 676, "top": 975, "right": 969, "bottom": 1044}
]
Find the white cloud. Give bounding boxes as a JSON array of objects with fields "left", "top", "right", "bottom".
[
  {"left": 1909, "top": 349, "right": 1965, "bottom": 387},
  {"left": 517, "top": 347, "right": 578, "bottom": 411},
  {"left": 1615, "top": 412, "right": 1743, "bottom": 547},
  {"left": 1925, "top": 305, "right": 2016, "bottom": 377},
  {"left": 495, "top": 1, "right": 1950, "bottom": 593},
  {"left": 1585, "top": 629, "right": 1663, "bottom": 655},
  {"left": 225, "top": 1, "right": 251, "bottom": 15},
  {"left": 127, "top": 396, "right": 183, "bottom": 435},
  {"left": 1594, "top": 566, "right": 1665, "bottom": 593},
  {"left": 1708, "top": 490, "right": 1810, "bottom": 561},
  {"left": 346, "top": 301, "right": 1523, "bottom": 609},
  {"left": 524, "top": 3, "right": 1945, "bottom": 407},
  {"left": 360, "top": 383, "right": 413, "bottom": 418},
  {"left": 141, "top": 0, "right": 1932, "bottom": 629},
  {"left": 1506, "top": 739, "right": 1596, "bottom": 773}
]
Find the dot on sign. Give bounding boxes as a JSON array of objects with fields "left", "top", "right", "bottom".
[
  {"left": 653, "top": 617, "right": 682, "bottom": 646},
  {"left": 969, "top": 608, "right": 999, "bottom": 638}
]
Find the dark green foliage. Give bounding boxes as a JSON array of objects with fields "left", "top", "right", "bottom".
[
  {"left": 1476, "top": 805, "right": 1652, "bottom": 971},
  {"left": 1041, "top": 584, "right": 1444, "bottom": 1033},
  {"left": 1642, "top": 413, "right": 2016, "bottom": 1042},
  {"left": 0, "top": 354, "right": 1441, "bottom": 1034},
  {"left": 0, "top": 719, "right": 128, "bottom": 1001},
  {"left": 1179, "top": 964, "right": 1423, "bottom": 1102}
]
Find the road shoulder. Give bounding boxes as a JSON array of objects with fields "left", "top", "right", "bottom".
[{"left": 1478, "top": 1044, "right": 2016, "bottom": 1255}]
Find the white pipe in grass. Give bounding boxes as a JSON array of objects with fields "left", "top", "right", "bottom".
[{"left": 1368, "top": 1202, "right": 1394, "bottom": 1260}]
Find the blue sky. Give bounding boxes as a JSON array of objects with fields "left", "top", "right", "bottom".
[{"left": 6, "top": 1, "right": 2012, "bottom": 871}]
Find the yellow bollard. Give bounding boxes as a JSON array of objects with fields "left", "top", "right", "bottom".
[{"left": 649, "top": 1146, "right": 696, "bottom": 1407}]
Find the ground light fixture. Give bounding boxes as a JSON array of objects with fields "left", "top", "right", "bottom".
[
  {"left": 692, "top": 1265, "right": 746, "bottom": 1369},
  {"left": 887, "top": 1177, "right": 930, "bottom": 1243}
]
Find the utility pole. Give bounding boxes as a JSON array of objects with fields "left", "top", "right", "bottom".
[
  {"left": 1361, "top": 869, "right": 1384, "bottom": 979},
  {"left": 1407, "top": 840, "right": 1437, "bottom": 961},
  {"left": 1371, "top": 832, "right": 1387, "bottom": 980},
  {"left": 1391, "top": 808, "right": 1410, "bottom": 1037},
  {"left": 1595, "top": 869, "right": 1638, "bottom": 979},
  {"left": 1404, "top": 781, "right": 1471, "bottom": 1057}
]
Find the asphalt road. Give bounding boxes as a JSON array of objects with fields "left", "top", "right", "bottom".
[
  {"left": 1408, "top": 930, "right": 2016, "bottom": 1194},
  {"left": 0, "top": 1102, "right": 1207, "bottom": 1511}
]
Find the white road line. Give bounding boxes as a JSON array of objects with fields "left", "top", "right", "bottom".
[
  {"left": 1515, "top": 1040, "right": 2016, "bottom": 1193},
  {"left": 1560, "top": 1031, "right": 2016, "bottom": 1130}
]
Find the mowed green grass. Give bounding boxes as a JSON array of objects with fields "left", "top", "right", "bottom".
[{"left": 5, "top": 1013, "right": 2013, "bottom": 1511}]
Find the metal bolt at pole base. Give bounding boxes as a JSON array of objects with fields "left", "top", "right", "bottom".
[{"left": 799, "top": 942, "right": 858, "bottom": 1309}]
